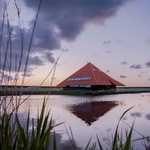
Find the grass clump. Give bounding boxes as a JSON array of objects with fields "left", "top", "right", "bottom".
[
  {"left": 86, "top": 106, "right": 150, "bottom": 150},
  {"left": 85, "top": 107, "right": 135, "bottom": 150},
  {"left": 0, "top": 98, "right": 59, "bottom": 150}
]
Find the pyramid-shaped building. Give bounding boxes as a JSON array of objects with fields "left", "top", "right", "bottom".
[{"left": 56, "top": 62, "right": 124, "bottom": 90}]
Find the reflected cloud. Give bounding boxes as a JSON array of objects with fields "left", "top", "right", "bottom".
[
  {"left": 103, "top": 136, "right": 110, "bottom": 142},
  {"left": 49, "top": 132, "right": 82, "bottom": 150},
  {"left": 130, "top": 112, "right": 142, "bottom": 118},
  {"left": 145, "top": 114, "right": 150, "bottom": 120},
  {"left": 68, "top": 101, "right": 118, "bottom": 126},
  {"left": 122, "top": 116, "right": 128, "bottom": 121},
  {"left": 106, "top": 128, "right": 112, "bottom": 132}
]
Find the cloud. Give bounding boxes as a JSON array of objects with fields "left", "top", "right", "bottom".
[
  {"left": 116, "top": 39, "right": 121, "bottom": 43},
  {"left": 145, "top": 114, "right": 150, "bottom": 120},
  {"left": 103, "top": 40, "right": 111, "bottom": 45},
  {"left": 120, "top": 61, "right": 128, "bottom": 65},
  {"left": 0, "top": 73, "right": 14, "bottom": 83},
  {"left": 146, "top": 37, "right": 150, "bottom": 45},
  {"left": 23, "top": 0, "right": 131, "bottom": 41},
  {"left": 0, "top": 0, "right": 132, "bottom": 81},
  {"left": 130, "top": 64, "right": 142, "bottom": 69},
  {"left": 106, "top": 70, "right": 110, "bottom": 73},
  {"left": 141, "top": 71, "right": 147, "bottom": 74},
  {"left": 22, "top": 72, "right": 33, "bottom": 77},
  {"left": 43, "top": 52, "right": 55, "bottom": 63},
  {"left": 31, "top": 21, "right": 60, "bottom": 51},
  {"left": 29, "top": 56, "right": 45, "bottom": 66},
  {"left": 120, "top": 75, "right": 127, "bottom": 78},
  {"left": 148, "top": 78, "right": 150, "bottom": 81},
  {"left": 145, "top": 61, "right": 150, "bottom": 67},
  {"left": 105, "top": 50, "right": 111, "bottom": 53},
  {"left": 21, "top": 67, "right": 34, "bottom": 77}
]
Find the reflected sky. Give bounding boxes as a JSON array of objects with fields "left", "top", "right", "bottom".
[{"left": 16, "top": 93, "right": 150, "bottom": 149}]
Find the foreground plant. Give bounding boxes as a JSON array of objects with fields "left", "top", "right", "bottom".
[
  {"left": 110, "top": 108, "right": 135, "bottom": 150},
  {"left": 86, "top": 107, "right": 135, "bottom": 150},
  {"left": 86, "top": 107, "right": 150, "bottom": 150},
  {"left": 0, "top": 98, "right": 59, "bottom": 150},
  {"left": 0, "top": 0, "right": 62, "bottom": 149}
]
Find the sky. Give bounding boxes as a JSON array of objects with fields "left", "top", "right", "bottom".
[{"left": 0, "top": 0, "right": 150, "bottom": 87}]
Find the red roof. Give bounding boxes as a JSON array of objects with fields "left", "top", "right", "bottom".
[{"left": 56, "top": 62, "right": 124, "bottom": 87}]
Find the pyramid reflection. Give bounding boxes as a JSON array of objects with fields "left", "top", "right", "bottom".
[{"left": 68, "top": 101, "right": 118, "bottom": 125}]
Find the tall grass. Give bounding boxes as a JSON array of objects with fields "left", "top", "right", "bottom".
[{"left": 0, "top": 0, "right": 60, "bottom": 149}]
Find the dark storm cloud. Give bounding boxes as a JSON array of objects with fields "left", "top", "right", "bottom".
[
  {"left": 29, "top": 56, "right": 45, "bottom": 66},
  {"left": 23, "top": 0, "right": 131, "bottom": 41},
  {"left": 0, "top": 22, "right": 56, "bottom": 77},
  {"left": 130, "top": 64, "right": 142, "bottom": 69},
  {"left": 10, "top": 22, "right": 60, "bottom": 54},
  {"left": 120, "top": 61, "right": 128, "bottom": 65},
  {"left": 43, "top": 52, "right": 55, "bottom": 63},
  {"left": 120, "top": 75, "right": 127, "bottom": 78},
  {"left": 29, "top": 20, "right": 60, "bottom": 51},
  {"left": 145, "top": 61, "right": 150, "bottom": 68}
]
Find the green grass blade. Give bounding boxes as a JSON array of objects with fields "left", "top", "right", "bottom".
[
  {"left": 40, "top": 111, "right": 50, "bottom": 138},
  {"left": 16, "top": 114, "right": 27, "bottom": 148},
  {"left": 124, "top": 121, "right": 135, "bottom": 150},
  {"left": 26, "top": 109, "right": 30, "bottom": 136},
  {"left": 53, "top": 131, "right": 57, "bottom": 150}
]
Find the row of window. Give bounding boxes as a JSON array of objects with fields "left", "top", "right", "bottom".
[
  {"left": 67, "top": 77, "right": 91, "bottom": 81},
  {"left": 70, "top": 85, "right": 91, "bottom": 87}
]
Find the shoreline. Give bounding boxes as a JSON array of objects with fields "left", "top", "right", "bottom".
[
  {"left": 1, "top": 89, "right": 150, "bottom": 96},
  {"left": 1, "top": 86, "right": 150, "bottom": 96}
]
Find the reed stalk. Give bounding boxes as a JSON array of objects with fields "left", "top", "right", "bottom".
[{"left": 0, "top": 0, "right": 59, "bottom": 149}]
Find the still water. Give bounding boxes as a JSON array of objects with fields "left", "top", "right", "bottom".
[{"left": 18, "top": 93, "right": 150, "bottom": 149}]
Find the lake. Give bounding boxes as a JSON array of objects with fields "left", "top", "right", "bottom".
[{"left": 18, "top": 93, "right": 150, "bottom": 149}]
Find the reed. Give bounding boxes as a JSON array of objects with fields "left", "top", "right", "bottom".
[{"left": 0, "top": 0, "right": 59, "bottom": 149}]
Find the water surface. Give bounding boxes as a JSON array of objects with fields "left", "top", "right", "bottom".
[{"left": 18, "top": 93, "right": 150, "bottom": 149}]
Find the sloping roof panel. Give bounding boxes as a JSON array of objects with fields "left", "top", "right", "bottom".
[{"left": 56, "top": 62, "right": 124, "bottom": 87}]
